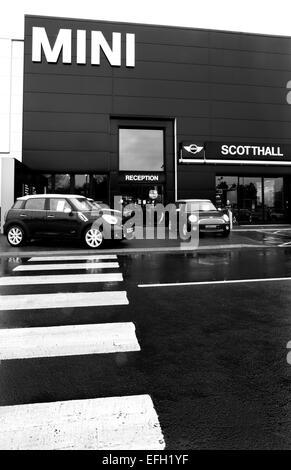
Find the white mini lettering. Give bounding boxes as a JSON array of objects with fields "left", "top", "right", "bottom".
[
  {"left": 32, "top": 27, "right": 135, "bottom": 67},
  {"left": 91, "top": 31, "right": 121, "bottom": 66},
  {"left": 32, "top": 27, "right": 72, "bottom": 63},
  {"left": 77, "top": 30, "right": 86, "bottom": 64}
]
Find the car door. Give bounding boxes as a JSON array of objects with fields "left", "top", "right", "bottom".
[
  {"left": 45, "top": 198, "right": 79, "bottom": 237},
  {"left": 22, "top": 197, "right": 47, "bottom": 236}
]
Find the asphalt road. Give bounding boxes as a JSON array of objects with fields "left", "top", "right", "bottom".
[{"left": 1, "top": 248, "right": 291, "bottom": 449}]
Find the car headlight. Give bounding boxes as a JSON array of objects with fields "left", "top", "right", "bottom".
[
  {"left": 188, "top": 214, "right": 198, "bottom": 223},
  {"left": 223, "top": 214, "right": 230, "bottom": 222},
  {"left": 102, "top": 214, "right": 118, "bottom": 225},
  {"left": 77, "top": 212, "right": 88, "bottom": 222}
]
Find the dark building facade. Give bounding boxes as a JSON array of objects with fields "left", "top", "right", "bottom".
[{"left": 22, "top": 14, "right": 291, "bottom": 223}]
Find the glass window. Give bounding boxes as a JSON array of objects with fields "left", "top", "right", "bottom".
[
  {"left": 264, "top": 177, "right": 285, "bottom": 222},
  {"left": 119, "top": 129, "right": 164, "bottom": 171},
  {"left": 178, "top": 201, "right": 216, "bottom": 212},
  {"left": 25, "top": 198, "right": 46, "bottom": 210},
  {"left": 216, "top": 175, "right": 287, "bottom": 224},
  {"left": 42, "top": 174, "right": 53, "bottom": 193},
  {"left": 49, "top": 198, "right": 71, "bottom": 212},
  {"left": 55, "top": 174, "right": 71, "bottom": 193},
  {"left": 216, "top": 176, "right": 238, "bottom": 208},
  {"left": 12, "top": 200, "right": 23, "bottom": 209},
  {"left": 70, "top": 198, "right": 93, "bottom": 211},
  {"left": 74, "top": 174, "right": 90, "bottom": 197},
  {"left": 91, "top": 174, "right": 108, "bottom": 202}
]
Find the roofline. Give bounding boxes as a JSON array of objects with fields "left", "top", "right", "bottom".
[
  {"left": 177, "top": 199, "right": 212, "bottom": 201},
  {"left": 17, "top": 194, "right": 86, "bottom": 200},
  {"left": 24, "top": 14, "right": 291, "bottom": 41}
]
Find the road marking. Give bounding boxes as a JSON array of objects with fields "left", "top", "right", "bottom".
[
  {"left": 0, "top": 394, "right": 165, "bottom": 449},
  {"left": 0, "top": 273, "right": 123, "bottom": 286},
  {"left": 0, "top": 291, "right": 129, "bottom": 310},
  {"left": 28, "top": 255, "right": 117, "bottom": 262},
  {"left": 0, "top": 322, "right": 140, "bottom": 359},
  {"left": 138, "top": 276, "right": 291, "bottom": 288},
  {"left": 278, "top": 241, "right": 291, "bottom": 247},
  {"left": 13, "top": 262, "right": 119, "bottom": 272}
]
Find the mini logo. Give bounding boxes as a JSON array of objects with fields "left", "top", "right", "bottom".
[{"left": 183, "top": 144, "right": 204, "bottom": 154}]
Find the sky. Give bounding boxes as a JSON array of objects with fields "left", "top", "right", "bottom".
[{"left": 2, "top": 0, "right": 291, "bottom": 40}]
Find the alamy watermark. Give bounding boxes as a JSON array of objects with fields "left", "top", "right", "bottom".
[{"left": 91, "top": 197, "right": 201, "bottom": 250}]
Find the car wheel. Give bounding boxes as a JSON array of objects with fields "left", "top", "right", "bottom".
[
  {"left": 7, "top": 225, "right": 25, "bottom": 247},
  {"left": 84, "top": 226, "right": 103, "bottom": 249}
]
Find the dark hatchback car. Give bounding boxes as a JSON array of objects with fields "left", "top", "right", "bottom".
[
  {"left": 4, "top": 194, "right": 126, "bottom": 248},
  {"left": 173, "top": 199, "right": 231, "bottom": 237}
]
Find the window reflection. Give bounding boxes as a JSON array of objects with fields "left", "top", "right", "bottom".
[
  {"left": 264, "top": 178, "right": 285, "bottom": 222},
  {"left": 216, "top": 176, "right": 286, "bottom": 224},
  {"left": 119, "top": 129, "right": 164, "bottom": 171},
  {"left": 74, "top": 174, "right": 90, "bottom": 196},
  {"left": 55, "top": 174, "right": 71, "bottom": 193}
]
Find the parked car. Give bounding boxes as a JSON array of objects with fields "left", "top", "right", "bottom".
[
  {"left": 4, "top": 194, "right": 129, "bottom": 248},
  {"left": 173, "top": 199, "right": 230, "bottom": 237}
]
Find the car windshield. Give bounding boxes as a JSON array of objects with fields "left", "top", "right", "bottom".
[
  {"left": 179, "top": 201, "right": 217, "bottom": 212},
  {"left": 197, "top": 202, "right": 217, "bottom": 212},
  {"left": 70, "top": 198, "right": 93, "bottom": 211}
]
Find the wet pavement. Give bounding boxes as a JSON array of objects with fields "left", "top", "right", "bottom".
[
  {"left": 1, "top": 248, "right": 291, "bottom": 449},
  {"left": 1, "top": 225, "right": 291, "bottom": 256}
]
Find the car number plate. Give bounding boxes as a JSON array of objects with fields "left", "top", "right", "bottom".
[{"left": 205, "top": 225, "right": 214, "bottom": 228}]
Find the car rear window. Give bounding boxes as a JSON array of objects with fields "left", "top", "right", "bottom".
[{"left": 24, "top": 198, "right": 46, "bottom": 210}]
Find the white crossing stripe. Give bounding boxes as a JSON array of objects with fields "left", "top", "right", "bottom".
[
  {"left": 0, "top": 291, "right": 129, "bottom": 310},
  {"left": 13, "top": 262, "right": 119, "bottom": 272},
  {"left": 0, "top": 273, "right": 123, "bottom": 286},
  {"left": 0, "top": 322, "right": 140, "bottom": 359},
  {"left": 28, "top": 255, "right": 117, "bottom": 262},
  {"left": 0, "top": 394, "right": 165, "bottom": 450}
]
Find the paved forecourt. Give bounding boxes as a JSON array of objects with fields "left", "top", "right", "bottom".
[{"left": 0, "top": 254, "right": 165, "bottom": 450}]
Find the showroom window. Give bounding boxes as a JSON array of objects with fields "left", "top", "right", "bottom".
[
  {"left": 74, "top": 174, "right": 90, "bottom": 196},
  {"left": 216, "top": 176, "right": 286, "bottom": 223},
  {"left": 54, "top": 174, "right": 71, "bottom": 193},
  {"left": 119, "top": 128, "right": 164, "bottom": 171},
  {"left": 41, "top": 173, "right": 108, "bottom": 202}
]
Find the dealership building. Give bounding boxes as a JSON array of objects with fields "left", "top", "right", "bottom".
[{"left": 2, "top": 14, "right": 291, "bottom": 228}]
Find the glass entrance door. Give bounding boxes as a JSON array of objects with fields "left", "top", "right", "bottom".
[{"left": 119, "top": 184, "right": 164, "bottom": 207}]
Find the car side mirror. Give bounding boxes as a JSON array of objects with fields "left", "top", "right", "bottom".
[{"left": 64, "top": 207, "right": 72, "bottom": 214}]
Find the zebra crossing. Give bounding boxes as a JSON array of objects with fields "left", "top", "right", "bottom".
[{"left": 0, "top": 254, "right": 165, "bottom": 450}]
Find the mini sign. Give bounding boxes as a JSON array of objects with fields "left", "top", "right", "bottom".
[
  {"left": 32, "top": 27, "right": 135, "bottom": 67},
  {"left": 179, "top": 142, "right": 204, "bottom": 163}
]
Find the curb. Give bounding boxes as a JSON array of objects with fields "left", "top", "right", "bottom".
[{"left": 0, "top": 243, "right": 280, "bottom": 257}]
